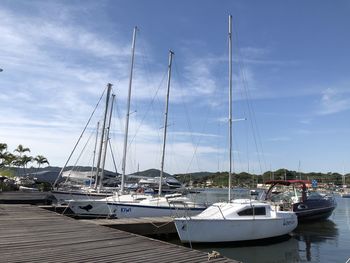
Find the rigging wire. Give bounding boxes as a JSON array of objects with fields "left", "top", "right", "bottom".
[
  {"left": 108, "top": 139, "right": 118, "bottom": 174},
  {"left": 64, "top": 128, "right": 95, "bottom": 184},
  {"left": 172, "top": 59, "right": 214, "bottom": 174},
  {"left": 124, "top": 31, "right": 168, "bottom": 172},
  {"left": 127, "top": 70, "right": 167, "bottom": 160},
  {"left": 232, "top": 18, "right": 268, "bottom": 174},
  {"left": 53, "top": 86, "right": 107, "bottom": 187}
]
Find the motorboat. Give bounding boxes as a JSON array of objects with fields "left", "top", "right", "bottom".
[
  {"left": 264, "top": 180, "right": 337, "bottom": 221},
  {"left": 174, "top": 199, "right": 297, "bottom": 243}
]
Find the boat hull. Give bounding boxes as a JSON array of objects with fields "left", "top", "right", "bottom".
[
  {"left": 68, "top": 196, "right": 205, "bottom": 218},
  {"left": 108, "top": 202, "right": 204, "bottom": 218},
  {"left": 51, "top": 190, "right": 111, "bottom": 204},
  {"left": 175, "top": 212, "right": 297, "bottom": 243},
  {"left": 293, "top": 199, "right": 336, "bottom": 222}
]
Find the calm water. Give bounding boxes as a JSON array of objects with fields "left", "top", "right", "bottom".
[{"left": 171, "top": 189, "right": 350, "bottom": 263}]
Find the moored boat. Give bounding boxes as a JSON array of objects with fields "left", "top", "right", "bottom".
[
  {"left": 68, "top": 192, "right": 206, "bottom": 218},
  {"left": 174, "top": 199, "right": 297, "bottom": 243},
  {"left": 174, "top": 15, "right": 298, "bottom": 244},
  {"left": 264, "top": 180, "right": 337, "bottom": 221}
]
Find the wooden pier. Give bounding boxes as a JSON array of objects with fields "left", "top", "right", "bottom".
[
  {"left": 0, "top": 204, "right": 238, "bottom": 262},
  {"left": 81, "top": 216, "right": 176, "bottom": 235},
  {"left": 0, "top": 191, "right": 54, "bottom": 205}
]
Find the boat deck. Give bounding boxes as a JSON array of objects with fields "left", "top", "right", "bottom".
[{"left": 0, "top": 204, "right": 237, "bottom": 262}]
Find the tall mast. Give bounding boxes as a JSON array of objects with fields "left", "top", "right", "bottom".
[
  {"left": 158, "top": 50, "right": 174, "bottom": 195},
  {"left": 228, "top": 15, "right": 233, "bottom": 201},
  {"left": 94, "top": 83, "right": 112, "bottom": 189},
  {"left": 99, "top": 93, "right": 115, "bottom": 191},
  {"left": 91, "top": 121, "right": 100, "bottom": 188},
  {"left": 121, "top": 26, "right": 137, "bottom": 193}
]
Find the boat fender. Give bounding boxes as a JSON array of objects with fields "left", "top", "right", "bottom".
[
  {"left": 297, "top": 204, "right": 308, "bottom": 210},
  {"left": 136, "top": 187, "right": 144, "bottom": 194},
  {"left": 208, "top": 251, "right": 222, "bottom": 260}
]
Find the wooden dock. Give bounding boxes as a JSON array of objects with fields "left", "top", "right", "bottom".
[
  {"left": 0, "top": 204, "right": 238, "bottom": 262},
  {"left": 0, "top": 191, "right": 55, "bottom": 205},
  {"left": 81, "top": 216, "right": 176, "bottom": 235}
]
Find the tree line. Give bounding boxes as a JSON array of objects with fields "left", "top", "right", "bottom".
[
  {"left": 175, "top": 169, "right": 349, "bottom": 188},
  {"left": 0, "top": 143, "right": 49, "bottom": 176}
]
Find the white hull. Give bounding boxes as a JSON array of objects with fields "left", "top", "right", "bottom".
[
  {"left": 108, "top": 201, "right": 204, "bottom": 218},
  {"left": 174, "top": 201, "right": 297, "bottom": 243},
  {"left": 52, "top": 190, "right": 112, "bottom": 204},
  {"left": 68, "top": 194, "right": 205, "bottom": 218}
]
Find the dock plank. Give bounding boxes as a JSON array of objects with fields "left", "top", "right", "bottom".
[
  {"left": 0, "top": 204, "right": 238, "bottom": 262},
  {"left": 80, "top": 216, "right": 176, "bottom": 235}
]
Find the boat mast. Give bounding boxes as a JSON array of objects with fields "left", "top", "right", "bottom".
[
  {"left": 99, "top": 93, "right": 115, "bottom": 191},
  {"left": 94, "top": 83, "right": 112, "bottom": 190},
  {"left": 158, "top": 50, "right": 174, "bottom": 195},
  {"left": 121, "top": 26, "right": 137, "bottom": 193},
  {"left": 228, "top": 15, "right": 233, "bottom": 201},
  {"left": 90, "top": 121, "right": 100, "bottom": 188}
]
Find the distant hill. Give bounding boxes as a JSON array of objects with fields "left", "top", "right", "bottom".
[
  {"left": 132, "top": 169, "right": 172, "bottom": 178},
  {"left": 4, "top": 164, "right": 348, "bottom": 188},
  {"left": 174, "top": 171, "right": 215, "bottom": 180}
]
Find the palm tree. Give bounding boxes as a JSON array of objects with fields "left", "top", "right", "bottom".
[
  {"left": 14, "top": 145, "right": 31, "bottom": 176},
  {"left": 19, "top": 155, "right": 33, "bottom": 176},
  {"left": 0, "top": 143, "right": 8, "bottom": 168},
  {"left": 0, "top": 144, "right": 16, "bottom": 170},
  {"left": 21, "top": 155, "right": 33, "bottom": 168},
  {"left": 14, "top": 144, "right": 30, "bottom": 157},
  {"left": 3, "top": 153, "right": 16, "bottom": 166},
  {"left": 34, "top": 155, "right": 49, "bottom": 169},
  {"left": 0, "top": 143, "right": 7, "bottom": 153}
]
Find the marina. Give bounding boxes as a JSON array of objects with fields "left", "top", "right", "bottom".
[
  {"left": 0, "top": 204, "right": 236, "bottom": 262},
  {"left": 1, "top": 1, "right": 350, "bottom": 263},
  {"left": 0, "top": 187, "right": 350, "bottom": 262}
]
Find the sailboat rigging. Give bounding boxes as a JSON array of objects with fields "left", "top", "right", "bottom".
[
  {"left": 67, "top": 50, "right": 206, "bottom": 218},
  {"left": 120, "top": 26, "right": 138, "bottom": 193},
  {"left": 174, "top": 15, "right": 297, "bottom": 243},
  {"left": 159, "top": 50, "right": 174, "bottom": 195},
  {"left": 51, "top": 84, "right": 118, "bottom": 203},
  {"left": 95, "top": 84, "right": 112, "bottom": 191}
]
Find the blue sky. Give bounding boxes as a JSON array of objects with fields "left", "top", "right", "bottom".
[{"left": 1, "top": 0, "right": 350, "bottom": 175}]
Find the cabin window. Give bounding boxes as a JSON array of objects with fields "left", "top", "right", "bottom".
[{"left": 238, "top": 207, "right": 266, "bottom": 216}]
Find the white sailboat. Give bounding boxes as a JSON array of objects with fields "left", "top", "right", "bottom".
[
  {"left": 174, "top": 15, "right": 297, "bottom": 243},
  {"left": 68, "top": 50, "right": 206, "bottom": 218},
  {"left": 52, "top": 84, "right": 117, "bottom": 203}
]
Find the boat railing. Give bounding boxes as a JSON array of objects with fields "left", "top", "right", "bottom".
[
  {"left": 210, "top": 204, "right": 226, "bottom": 219},
  {"left": 168, "top": 199, "right": 193, "bottom": 218}
]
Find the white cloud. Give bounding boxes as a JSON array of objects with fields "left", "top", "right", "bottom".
[
  {"left": 0, "top": 3, "right": 276, "bottom": 174},
  {"left": 317, "top": 87, "right": 350, "bottom": 115}
]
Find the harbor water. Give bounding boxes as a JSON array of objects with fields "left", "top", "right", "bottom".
[{"left": 170, "top": 188, "right": 350, "bottom": 263}]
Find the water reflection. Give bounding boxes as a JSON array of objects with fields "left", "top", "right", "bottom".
[
  {"left": 193, "top": 237, "right": 300, "bottom": 263},
  {"left": 190, "top": 220, "right": 339, "bottom": 263},
  {"left": 293, "top": 220, "right": 338, "bottom": 262}
]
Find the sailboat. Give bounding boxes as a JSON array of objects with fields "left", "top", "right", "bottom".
[
  {"left": 68, "top": 50, "right": 206, "bottom": 218},
  {"left": 51, "top": 84, "right": 118, "bottom": 203},
  {"left": 174, "top": 15, "right": 297, "bottom": 243}
]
